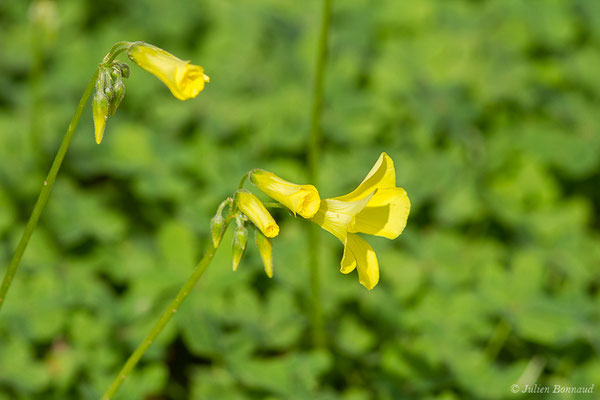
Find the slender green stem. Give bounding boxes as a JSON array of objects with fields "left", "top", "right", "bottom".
[
  {"left": 238, "top": 172, "right": 250, "bottom": 190},
  {"left": 216, "top": 197, "right": 233, "bottom": 216},
  {"left": 263, "top": 202, "right": 288, "bottom": 209},
  {"left": 0, "top": 69, "right": 98, "bottom": 311},
  {"left": 100, "top": 217, "right": 231, "bottom": 400},
  {"left": 102, "top": 41, "right": 134, "bottom": 64},
  {"left": 308, "top": 0, "right": 332, "bottom": 179},
  {"left": 306, "top": 0, "right": 332, "bottom": 348},
  {"left": 485, "top": 318, "right": 511, "bottom": 361}
]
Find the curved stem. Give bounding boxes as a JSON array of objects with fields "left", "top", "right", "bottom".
[
  {"left": 216, "top": 197, "right": 233, "bottom": 216},
  {"left": 100, "top": 217, "right": 232, "bottom": 400},
  {"left": 102, "top": 41, "right": 134, "bottom": 64},
  {"left": 238, "top": 172, "right": 250, "bottom": 190},
  {"left": 0, "top": 69, "right": 99, "bottom": 311},
  {"left": 306, "top": 0, "right": 332, "bottom": 348}
]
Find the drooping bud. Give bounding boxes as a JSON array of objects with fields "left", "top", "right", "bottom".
[
  {"left": 232, "top": 222, "right": 248, "bottom": 271},
  {"left": 109, "top": 79, "right": 125, "bottom": 116},
  {"left": 210, "top": 215, "right": 225, "bottom": 248},
  {"left": 128, "top": 42, "right": 209, "bottom": 100},
  {"left": 233, "top": 190, "right": 279, "bottom": 238},
  {"left": 92, "top": 62, "right": 130, "bottom": 143},
  {"left": 250, "top": 169, "right": 321, "bottom": 218},
  {"left": 255, "top": 230, "right": 273, "bottom": 278},
  {"left": 92, "top": 90, "right": 109, "bottom": 144}
]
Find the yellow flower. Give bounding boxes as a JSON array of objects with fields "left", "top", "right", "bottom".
[
  {"left": 310, "top": 152, "right": 410, "bottom": 289},
  {"left": 255, "top": 230, "right": 274, "bottom": 278},
  {"left": 127, "top": 43, "right": 209, "bottom": 100},
  {"left": 250, "top": 169, "right": 321, "bottom": 218},
  {"left": 234, "top": 190, "right": 280, "bottom": 238}
]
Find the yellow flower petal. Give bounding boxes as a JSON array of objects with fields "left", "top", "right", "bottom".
[
  {"left": 309, "top": 152, "right": 409, "bottom": 289},
  {"left": 335, "top": 152, "right": 396, "bottom": 202},
  {"left": 343, "top": 233, "right": 379, "bottom": 290},
  {"left": 234, "top": 190, "right": 279, "bottom": 238},
  {"left": 349, "top": 188, "right": 411, "bottom": 239},
  {"left": 310, "top": 191, "right": 374, "bottom": 242},
  {"left": 128, "top": 43, "right": 209, "bottom": 101},
  {"left": 255, "top": 230, "right": 273, "bottom": 278},
  {"left": 250, "top": 169, "right": 321, "bottom": 218},
  {"left": 340, "top": 241, "right": 356, "bottom": 274}
]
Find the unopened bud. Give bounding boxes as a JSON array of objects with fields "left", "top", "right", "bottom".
[
  {"left": 255, "top": 230, "right": 273, "bottom": 278},
  {"left": 233, "top": 190, "right": 279, "bottom": 238},
  {"left": 119, "top": 63, "right": 130, "bottom": 78},
  {"left": 109, "top": 79, "right": 126, "bottom": 116},
  {"left": 232, "top": 224, "right": 248, "bottom": 271},
  {"left": 92, "top": 90, "right": 109, "bottom": 144},
  {"left": 110, "top": 66, "right": 120, "bottom": 81},
  {"left": 250, "top": 169, "right": 321, "bottom": 218},
  {"left": 103, "top": 84, "right": 114, "bottom": 100},
  {"left": 210, "top": 215, "right": 225, "bottom": 248}
]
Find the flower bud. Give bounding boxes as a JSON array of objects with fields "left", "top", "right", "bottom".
[
  {"left": 92, "top": 90, "right": 109, "bottom": 144},
  {"left": 255, "top": 230, "right": 273, "bottom": 278},
  {"left": 234, "top": 190, "right": 279, "bottom": 238},
  {"left": 109, "top": 79, "right": 126, "bottom": 116},
  {"left": 103, "top": 84, "right": 114, "bottom": 100},
  {"left": 210, "top": 215, "right": 225, "bottom": 248},
  {"left": 232, "top": 223, "right": 248, "bottom": 271},
  {"left": 119, "top": 63, "right": 130, "bottom": 78},
  {"left": 250, "top": 169, "right": 321, "bottom": 218},
  {"left": 128, "top": 42, "right": 209, "bottom": 100},
  {"left": 110, "top": 66, "right": 121, "bottom": 81}
]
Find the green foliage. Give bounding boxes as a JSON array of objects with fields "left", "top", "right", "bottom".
[{"left": 1, "top": 0, "right": 600, "bottom": 399}]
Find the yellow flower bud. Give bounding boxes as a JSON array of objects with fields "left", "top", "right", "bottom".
[
  {"left": 255, "top": 230, "right": 273, "bottom": 278},
  {"left": 127, "top": 43, "right": 209, "bottom": 100},
  {"left": 250, "top": 169, "right": 321, "bottom": 218},
  {"left": 92, "top": 90, "right": 109, "bottom": 144},
  {"left": 234, "top": 190, "right": 279, "bottom": 238}
]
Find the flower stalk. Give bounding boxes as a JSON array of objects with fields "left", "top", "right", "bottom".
[
  {"left": 100, "top": 215, "right": 232, "bottom": 400},
  {"left": 0, "top": 69, "right": 98, "bottom": 311},
  {"left": 306, "top": 0, "right": 332, "bottom": 348}
]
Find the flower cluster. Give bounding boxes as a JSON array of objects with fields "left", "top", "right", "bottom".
[
  {"left": 91, "top": 43, "right": 410, "bottom": 290},
  {"left": 230, "top": 152, "right": 410, "bottom": 290},
  {"left": 92, "top": 42, "right": 209, "bottom": 144}
]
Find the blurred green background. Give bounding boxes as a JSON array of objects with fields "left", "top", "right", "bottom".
[{"left": 1, "top": 0, "right": 600, "bottom": 399}]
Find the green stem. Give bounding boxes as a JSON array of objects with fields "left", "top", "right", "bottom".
[
  {"left": 100, "top": 218, "right": 231, "bottom": 400},
  {"left": 263, "top": 202, "right": 288, "bottom": 209},
  {"left": 485, "top": 318, "right": 511, "bottom": 361},
  {"left": 306, "top": 0, "right": 332, "bottom": 348},
  {"left": 102, "top": 41, "right": 134, "bottom": 64},
  {"left": 238, "top": 172, "right": 250, "bottom": 190},
  {"left": 0, "top": 69, "right": 99, "bottom": 311}
]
